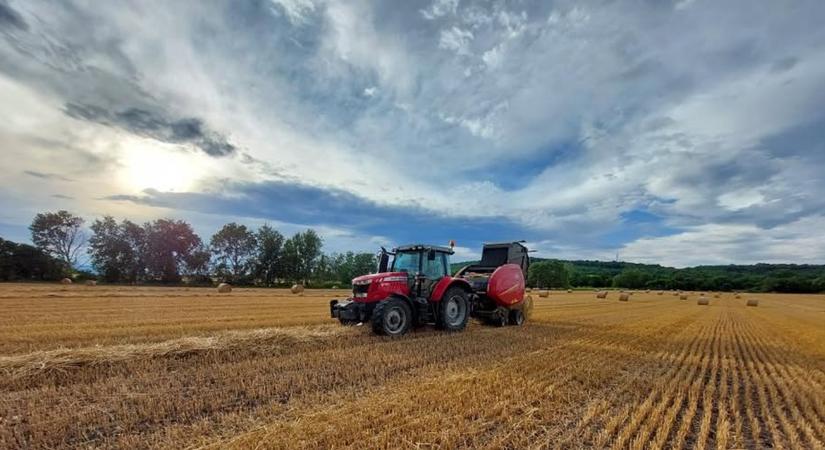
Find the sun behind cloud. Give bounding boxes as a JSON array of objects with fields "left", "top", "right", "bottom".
[{"left": 119, "top": 142, "right": 204, "bottom": 193}]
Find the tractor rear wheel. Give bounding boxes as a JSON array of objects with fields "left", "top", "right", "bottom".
[
  {"left": 438, "top": 287, "right": 470, "bottom": 332},
  {"left": 372, "top": 298, "right": 412, "bottom": 336}
]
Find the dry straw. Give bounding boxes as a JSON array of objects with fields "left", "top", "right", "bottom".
[
  {"left": 697, "top": 297, "right": 710, "bottom": 305},
  {"left": 291, "top": 284, "right": 305, "bottom": 294},
  {"left": 746, "top": 299, "right": 759, "bottom": 307},
  {"left": 217, "top": 283, "right": 232, "bottom": 294},
  {"left": 596, "top": 291, "right": 608, "bottom": 299},
  {"left": 619, "top": 293, "right": 629, "bottom": 301},
  {"left": 60, "top": 278, "right": 72, "bottom": 284},
  {"left": 538, "top": 291, "right": 549, "bottom": 298},
  {"left": 85, "top": 280, "right": 97, "bottom": 286},
  {"left": 679, "top": 294, "right": 688, "bottom": 300}
]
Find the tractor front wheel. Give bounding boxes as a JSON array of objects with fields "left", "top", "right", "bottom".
[
  {"left": 438, "top": 287, "right": 470, "bottom": 332},
  {"left": 372, "top": 298, "right": 412, "bottom": 336}
]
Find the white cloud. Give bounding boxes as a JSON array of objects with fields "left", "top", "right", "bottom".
[
  {"left": 421, "top": 0, "right": 460, "bottom": 20},
  {"left": 438, "top": 26, "right": 474, "bottom": 55}
]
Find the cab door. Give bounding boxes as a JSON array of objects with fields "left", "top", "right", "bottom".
[{"left": 420, "top": 250, "right": 448, "bottom": 299}]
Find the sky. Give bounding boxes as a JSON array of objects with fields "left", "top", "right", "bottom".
[{"left": 1, "top": 0, "right": 825, "bottom": 267}]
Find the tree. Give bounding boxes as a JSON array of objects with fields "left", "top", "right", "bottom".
[
  {"left": 253, "top": 224, "right": 284, "bottom": 286},
  {"left": 612, "top": 269, "right": 651, "bottom": 289},
  {"left": 295, "top": 229, "right": 323, "bottom": 284},
  {"left": 88, "top": 217, "right": 147, "bottom": 283},
  {"left": 185, "top": 243, "right": 212, "bottom": 283},
  {"left": 0, "top": 237, "right": 64, "bottom": 281},
  {"left": 29, "top": 210, "right": 86, "bottom": 271},
  {"left": 281, "top": 237, "right": 299, "bottom": 283},
  {"left": 143, "top": 219, "right": 202, "bottom": 282},
  {"left": 528, "top": 260, "right": 570, "bottom": 288},
  {"left": 211, "top": 222, "right": 257, "bottom": 282}
]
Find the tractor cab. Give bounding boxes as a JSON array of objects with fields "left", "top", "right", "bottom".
[{"left": 378, "top": 244, "right": 453, "bottom": 299}]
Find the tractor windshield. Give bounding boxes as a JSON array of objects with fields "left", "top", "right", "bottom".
[{"left": 391, "top": 251, "right": 420, "bottom": 274}]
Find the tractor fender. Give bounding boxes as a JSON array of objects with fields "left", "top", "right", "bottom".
[
  {"left": 383, "top": 293, "right": 415, "bottom": 316},
  {"left": 431, "top": 277, "right": 473, "bottom": 302}
]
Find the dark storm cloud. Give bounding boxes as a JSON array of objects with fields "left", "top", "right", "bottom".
[
  {"left": 64, "top": 103, "right": 236, "bottom": 157},
  {"left": 0, "top": 0, "right": 27, "bottom": 31},
  {"left": 105, "top": 180, "right": 529, "bottom": 246}
]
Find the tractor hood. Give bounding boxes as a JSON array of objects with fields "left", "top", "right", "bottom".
[
  {"left": 352, "top": 272, "right": 408, "bottom": 285},
  {"left": 351, "top": 272, "right": 410, "bottom": 302}
]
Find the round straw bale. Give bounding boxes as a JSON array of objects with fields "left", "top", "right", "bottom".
[
  {"left": 596, "top": 291, "right": 608, "bottom": 299},
  {"left": 679, "top": 294, "right": 688, "bottom": 300},
  {"left": 538, "top": 290, "right": 549, "bottom": 298},
  {"left": 697, "top": 297, "right": 709, "bottom": 305},
  {"left": 217, "top": 283, "right": 232, "bottom": 293},
  {"left": 85, "top": 280, "right": 97, "bottom": 286},
  {"left": 657, "top": 291, "right": 664, "bottom": 295},
  {"left": 746, "top": 299, "right": 759, "bottom": 307},
  {"left": 735, "top": 294, "right": 742, "bottom": 299},
  {"left": 60, "top": 278, "right": 72, "bottom": 285},
  {"left": 713, "top": 294, "right": 720, "bottom": 298},
  {"left": 619, "top": 293, "right": 629, "bottom": 301},
  {"left": 567, "top": 289, "right": 572, "bottom": 293},
  {"left": 291, "top": 284, "right": 304, "bottom": 294}
]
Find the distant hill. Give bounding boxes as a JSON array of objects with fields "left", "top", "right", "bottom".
[{"left": 452, "top": 258, "right": 825, "bottom": 293}]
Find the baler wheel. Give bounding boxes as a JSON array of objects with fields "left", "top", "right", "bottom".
[
  {"left": 372, "top": 298, "right": 412, "bottom": 336},
  {"left": 509, "top": 309, "right": 525, "bottom": 326}
]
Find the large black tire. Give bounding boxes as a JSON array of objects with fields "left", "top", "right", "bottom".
[
  {"left": 371, "top": 298, "right": 412, "bottom": 336},
  {"left": 509, "top": 309, "right": 525, "bottom": 326},
  {"left": 438, "top": 287, "right": 470, "bottom": 332}
]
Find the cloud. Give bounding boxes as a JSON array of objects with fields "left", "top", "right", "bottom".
[
  {"left": 438, "top": 26, "right": 474, "bottom": 55},
  {"left": 421, "top": 0, "right": 459, "bottom": 20},
  {"left": 63, "top": 103, "right": 236, "bottom": 157},
  {"left": 24, "top": 170, "right": 74, "bottom": 182},
  {"left": 0, "top": 0, "right": 26, "bottom": 30},
  {"left": 2, "top": 0, "right": 825, "bottom": 266}
]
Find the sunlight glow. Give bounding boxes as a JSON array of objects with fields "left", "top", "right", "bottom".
[{"left": 120, "top": 143, "right": 202, "bottom": 192}]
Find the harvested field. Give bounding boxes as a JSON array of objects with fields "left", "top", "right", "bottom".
[{"left": 1, "top": 284, "right": 824, "bottom": 449}]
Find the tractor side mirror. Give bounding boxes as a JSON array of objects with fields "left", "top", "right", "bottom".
[{"left": 378, "top": 251, "right": 389, "bottom": 273}]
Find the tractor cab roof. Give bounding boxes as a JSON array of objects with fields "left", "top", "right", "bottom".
[{"left": 394, "top": 244, "right": 455, "bottom": 255}]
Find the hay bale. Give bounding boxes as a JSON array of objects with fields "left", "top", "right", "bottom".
[
  {"left": 332, "top": 285, "right": 339, "bottom": 289},
  {"left": 746, "top": 299, "right": 759, "bottom": 307},
  {"left": 619, "top": 293, "right": 629, "bottom": 301},
  {"left": 84, "top": 280, "right": 97, "bottom": 286},
  {"left": 526, "top": 288, "right": 532, "bottom": 292},
  {"left": 713, "top": 294, "right": 720, "bottom": 298},
  {"left": 538, "top": 291, "right": 549, "bottom": 298},
  {"left": 735, "top": 294, "right": 742, "bottom": 299},
  {"left": 657, "top": 291, "right": 664, "bottom": 295},
  {"left": 60, "top": 278, "right": 72, "bottom": 285},
  {"left": 217, "top": 283, "right": 232, "bottom": 293},
  {"left": 679, "top": 294, "right": 688, "bottom": 300},
  {"left": 291, "top": 284, "right": 304, "bottom": 294},
  {"left": 697, "top": 297, "right": 709, "bottom": 305},
  {"left": 596, "top": 291, "right": 608, "bottom": 299},
  {"left": 567, "top": 289, "right": 572, "bottom": 293},
  {"left": 645, "top": 289, "right": 650, "bottom": 293}
]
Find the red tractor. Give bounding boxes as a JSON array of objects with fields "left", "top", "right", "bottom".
[{"left": 330, "top": 241, "right": 532, "bottom": 336}]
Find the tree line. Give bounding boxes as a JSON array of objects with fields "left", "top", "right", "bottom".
[
  {"left": 466, "top": 259, "right": 825, "bottom": 293},
  {"left": 0, "top": 211, "right": 375, "bottom": 286}
]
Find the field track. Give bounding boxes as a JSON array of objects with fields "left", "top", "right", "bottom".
[{"left": 1, "top": 284, "right": 824, "bottom": 449}]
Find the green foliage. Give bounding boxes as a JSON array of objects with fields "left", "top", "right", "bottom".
[
  {"left": 143, "top": 219, "right": 202, "bottom": 283},
  {"left": 253, "top": 224, "right": 284, "bottom": 286},
  {"left": 0, "top": 237, "right": 65, "bottom": 281},
  {"left": 527, "top": 260, "right": 570, "bottom": 288},
  {"left": 88, "top": 216, "right": 146, "bottom": 282},
  {"left": 29, "top": 210, "right": 85, "bottom": 270},
  {"left": 210, "top": 222, "right": 257, "bottom": 282}
]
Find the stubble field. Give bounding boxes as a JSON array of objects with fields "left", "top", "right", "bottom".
[{"left": 1, "top": 283, "right": 824, "bottom": 449}]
